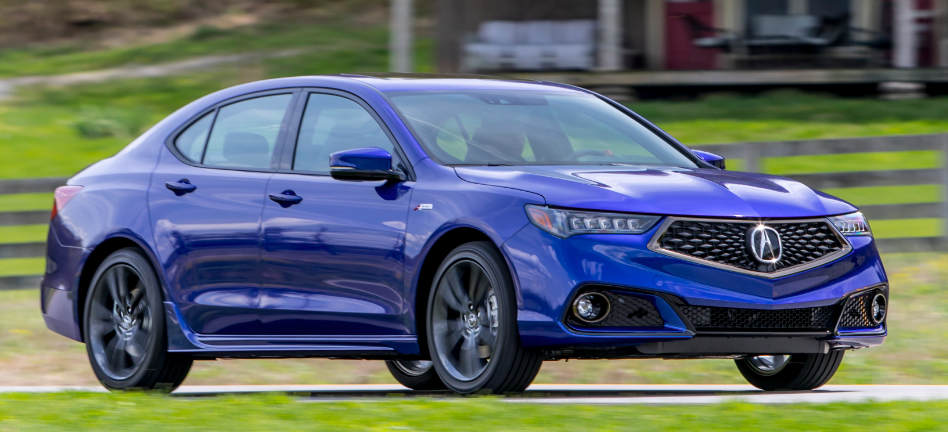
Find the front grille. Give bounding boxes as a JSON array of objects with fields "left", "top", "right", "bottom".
[
  {"left": 567, "top": 290, "right": 664, "bottom": 328},
  {"left": 656, "top": 219, "right": 847, "bottom": 274},
  {"left": 679, "top": 305, "right": 835, "bottom": 331},
  {"left": 839, "top": 290, "right": 881, "bottom": 329}
]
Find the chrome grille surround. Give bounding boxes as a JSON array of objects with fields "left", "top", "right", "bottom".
[{"left": 647, "top": 217, "right": 852, "bottom": 279}]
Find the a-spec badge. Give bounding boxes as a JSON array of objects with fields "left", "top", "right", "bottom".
[
  {"left": 746, "top": 225, "right": 782, "bottom": 264},
  {"left": 413, "top": 204, "right": 434, "bottom": 211}
]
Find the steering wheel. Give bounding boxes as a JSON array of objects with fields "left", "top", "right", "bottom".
[{"left": 566, "top": 149, "right": 606, "bottom": 160}]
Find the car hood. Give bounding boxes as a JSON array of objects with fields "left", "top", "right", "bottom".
[{"left": 454, "top": 165, "right": 856, "bottom": 218}]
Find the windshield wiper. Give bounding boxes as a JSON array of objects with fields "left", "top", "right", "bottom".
[{"left": 486, "top": 162, "right": 516, "bottom": 166}]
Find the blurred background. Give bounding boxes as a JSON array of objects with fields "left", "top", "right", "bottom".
[{"left": 0, "top": 0, "right": 946, "bottom": 387}]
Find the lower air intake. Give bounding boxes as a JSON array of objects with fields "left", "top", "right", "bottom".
[
  {"left": 838, "top": 290, "right": 883, "bottom": 329},
  {"left": 679, "top": 305, "right": 835, "bottom": 331}
]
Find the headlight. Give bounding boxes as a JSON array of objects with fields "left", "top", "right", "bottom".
[
  {"left": 828, "top": 212, "right": 871, "bottom": 236},
  {"left": 525, "top": 205, "right": 661, "bottom": 238}
]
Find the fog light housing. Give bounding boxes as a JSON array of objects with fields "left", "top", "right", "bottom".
[
  {"left": 572, "top": 292, "right": 610, "bottom": 323},
  {"left": 870, "top": 293, "right": 887, "bottom": 325}
]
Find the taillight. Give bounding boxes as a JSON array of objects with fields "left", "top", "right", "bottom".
[{"left": 51, "top": 186, "right": 83, "bottom": 220}]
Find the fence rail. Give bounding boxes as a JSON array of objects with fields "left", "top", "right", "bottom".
[{"left": 0, "top": 135, "right": 945, "bottom": 290}]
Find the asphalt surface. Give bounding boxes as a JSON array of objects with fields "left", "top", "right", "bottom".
[{"left": 2, "top": 384, "right": 947, "bottom": 404}]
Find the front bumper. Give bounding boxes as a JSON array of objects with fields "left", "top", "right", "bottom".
[{"left": 504, "top": 222, "right": 887, "bottom": 357}]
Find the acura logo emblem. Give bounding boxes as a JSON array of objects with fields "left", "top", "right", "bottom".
[{"left": 747, "top": 225, "right": 782, "bottom": 263}]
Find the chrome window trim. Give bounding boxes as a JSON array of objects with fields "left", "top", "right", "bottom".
[{"left": 646, "top": 216, "right": 853, "bottom": 279}]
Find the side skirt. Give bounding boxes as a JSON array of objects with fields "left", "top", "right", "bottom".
[{"left": 164, "top": 302, "right": 419, "bottom": 359}]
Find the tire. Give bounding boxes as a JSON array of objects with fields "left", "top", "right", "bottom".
[
  {"left": 385, "top": 360, "right": 447, "bottom": 390},
  {"left": 735, "top": 351, "right": 844, "bottom": 391},
  {"left": 82, "top": 248, "right": 192, "bottom": 392},
  {"left": 426, "top": 241, "right": 542, "bottom": 394}
]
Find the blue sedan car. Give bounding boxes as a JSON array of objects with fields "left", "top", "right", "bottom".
[{"left": 41, "top": 74, "right": 887, "bottom": 394}]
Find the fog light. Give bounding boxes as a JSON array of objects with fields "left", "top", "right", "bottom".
[
  {"left": 572, "top": 292, "right": 610, "bottom": 323},
  {"left": 870, "top": 293, "right": 887, "bottom": 325}
]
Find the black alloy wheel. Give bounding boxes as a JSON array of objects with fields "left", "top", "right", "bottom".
[
  {"left": 736, "top": 351, "right": 844, "bottom": 391},
  {"left": 426, "top": 241, "right": 543, "bottom": 394},
  {"left": 83, "top": 248, "right": 192, "bottom": 392}
]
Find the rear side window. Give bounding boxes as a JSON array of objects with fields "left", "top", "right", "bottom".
[
  {"left": 201, "top": 94, "right": 293, "bottom": 170},
  {"left": 174, "top": 113, "right": 214, "bottom": 162},
  {"left": 293, "top": 94, "right": 395, "bottom": 173}
]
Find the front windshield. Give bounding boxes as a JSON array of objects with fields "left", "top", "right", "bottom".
[{"left": 386, "top": 89, "right": 697, "bottom": 168}]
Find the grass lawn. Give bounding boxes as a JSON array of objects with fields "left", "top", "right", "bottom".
[
  {"left": 632, "top": 91, "right": 948, "bottom": 144},
  {"left": 0, "top": 225, "right": 48, "bottom": 244},
  {"left": 0, "top": 257, "right": 45, "bottom": 277},
  {"left": 1, "top": 394, "right": 947, "bottom": 431},
  {"left": 0, "top": 19, "right": 395, "bottom": 79},
  {"left": 3, "top": 253, "right": 945, "bottom": 387},
  {"left": 0, "top": 193, "right": 53, "bottom": 212}
]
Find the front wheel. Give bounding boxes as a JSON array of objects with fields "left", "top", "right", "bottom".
[
  {"left": 83, "top": 248, "right": 192, "bottom": 392},
  {"left": 735, "top": 351, "right": 844, "bottom": 391},
  {"left": 426, "top": 241, "right": 542, "bottom": 394}
]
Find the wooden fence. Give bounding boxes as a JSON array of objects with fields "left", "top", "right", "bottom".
[
  {"left": 695, "top": 133, "right": 948, "bottom": 252},
  {"left": 0, "top": 133, "right": 944, "bottom": 289}
]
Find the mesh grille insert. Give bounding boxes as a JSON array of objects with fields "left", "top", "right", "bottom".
[
  {"left": 657, "top": 219, "right": 846, "bottom": 274},
  {"left": 839, "top": 290, "right": 881, "bottom": 329},
  {"left": 679, "top": 305, "right": 835, "bottom": 331}
]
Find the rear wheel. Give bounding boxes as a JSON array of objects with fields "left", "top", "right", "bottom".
[
  {"left": 385, "top": 360, "right": 447, "bottom": 390},
  {"left": 83, "top": 248, "right": 192, "bottom": 392},
  {"left": 735, "top": 351, "right": 844, "bottom": 391},
  {"left": 426, "top": 241, "right": 542, "bottom": 394}
]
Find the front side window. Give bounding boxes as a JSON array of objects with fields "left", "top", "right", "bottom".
[
  {"left": 201, "top": 94, "right": 293, "bottom": 170},
  {"left": 293, "top": 93, "right": 396, "bottom": 173},
  {"left": 386, "top": 89, "right": 697, "bottom": 168}
]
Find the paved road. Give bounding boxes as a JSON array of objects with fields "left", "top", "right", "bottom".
[{"left": 3, "top": 384, "right": 947, "bottom": 404}]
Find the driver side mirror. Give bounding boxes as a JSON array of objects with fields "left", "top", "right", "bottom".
[
  {"left": 691, "top": 149, "right": 726, "bottom": 170},
  {"left": 330, "top": 147, "right": 406, "bottom": 181}
]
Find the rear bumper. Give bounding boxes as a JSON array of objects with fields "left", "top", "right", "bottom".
[{"left": 40, "top": 226, "right": 87, "bottom": 342}]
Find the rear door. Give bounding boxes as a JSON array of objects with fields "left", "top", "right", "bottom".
[
  {"left": 149, "top": 91, "right": 297, "bottom": 335},
  {"left": 257, "top": 91, "right": 415, "bottom": 336}
]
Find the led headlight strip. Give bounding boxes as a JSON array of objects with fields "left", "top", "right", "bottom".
[
  {"left": 525, "top": 205, "right": 661, "bottom": 238},
  {"left": 828, "top": 211, "right": 872, "bottom": 236}
]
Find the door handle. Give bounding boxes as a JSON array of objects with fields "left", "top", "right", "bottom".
[
  {"left": 269, "top": 190, "right": 303, "bottom": 207},
  {"left": 166, "top": 179, "right": 197, "bottom": 195}
]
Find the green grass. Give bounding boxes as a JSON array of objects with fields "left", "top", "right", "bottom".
[
  {"left": 0, "top": 395, "right": 946, "bottom": 431},
  {"left": 0, "top": 393, "right": 948, "bottom": 432},
  {"left": 822, "top": 185, "right": 940, "bottom": 206},
  {"left": 872, "top": 219, "right": 942, "bottom": 239},
  {"left": 0, "top": 193, "right": 53, "bottom": 212},
  {"left": 764, "top": 151, "right": 940, "bottom": 175},
  {"left": 0, "top": 257, "right": 45, "bottom": 277},
  {"left": 0, "top": 225, "right": 48, "bottom": 244},
  {"left": 631, "top": 91, "right": 948, "bottom": 144},
  {"left": 0, "top": 22, "right": 390, "bottom": 78}
]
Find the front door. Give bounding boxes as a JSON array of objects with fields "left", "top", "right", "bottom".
[
  {"left": 258, "top": 92, "right": 414, "bottom": 336},
  {"left": 149, "top": 92, "right": 295, "bottom": 334}
]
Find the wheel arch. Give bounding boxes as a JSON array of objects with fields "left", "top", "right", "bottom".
[
  {"left": 76, "top": 234, "right": 166, "bottom": 343},
  {"left": 412, "top": 225, "right": 525, "bottom": 358}
]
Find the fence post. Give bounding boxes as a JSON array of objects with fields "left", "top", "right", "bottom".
[
  {"left": 743, "top": 142, "right": 761, "bottom": 173},
  {"left": 942, "top": 134, "right": 948, "bottom": 248}
]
